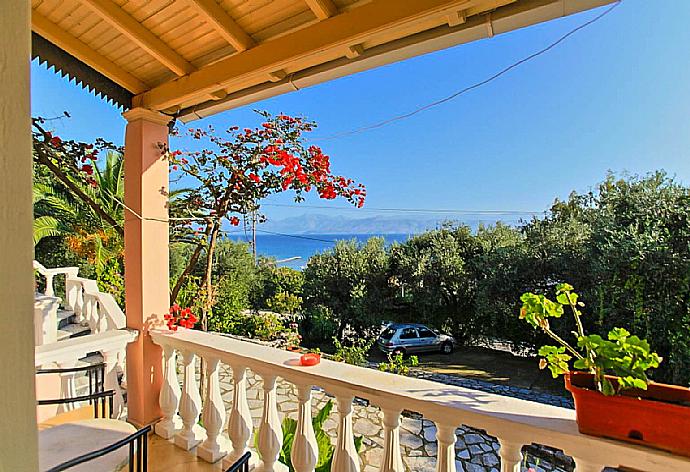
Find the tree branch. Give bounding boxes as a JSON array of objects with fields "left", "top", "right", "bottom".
[{"left": 34, "top": 146, "right": 124, "bottom": 236}]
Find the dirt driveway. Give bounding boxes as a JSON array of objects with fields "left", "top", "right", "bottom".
[{"left": 369, "top": 345, "right": 566, "bottom": 396}]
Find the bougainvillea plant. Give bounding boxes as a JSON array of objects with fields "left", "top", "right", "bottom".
[
  {"left": 164, "top": 303, "right": 199, "bottom": 331},
  {"left": 32, "top": 116, "right": 123, "bottom": 234},
  {"left": 164, "top": 111, "right": 366, "bottom": 332}
]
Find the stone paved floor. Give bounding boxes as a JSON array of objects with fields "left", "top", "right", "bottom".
[{"left": 214, "top": 364, "right": 575, "bottom": 472}]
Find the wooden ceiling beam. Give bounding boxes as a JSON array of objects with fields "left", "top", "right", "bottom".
[
  {"left": 80, "top": 0, "right": 195, "bottom": 76},
  {"left": 304, "top": 0, "right": 338, "bottom": 20},
  {"left": 187, "top": 0, "right": 255, "bottom": 52},
  {"left": 137, "top": 0, "right": 476, "bottom": 111},
  {"left": 31, "top": 11, "right": 149, "bottom": 94}
]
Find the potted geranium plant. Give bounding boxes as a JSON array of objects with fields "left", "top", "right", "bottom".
[{"left": 519, "top": 283, "right": 690, "bottom": 456}]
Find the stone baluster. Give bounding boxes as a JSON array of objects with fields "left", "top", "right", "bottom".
[
  {"left": 498, "top": 439, "right": 522, "bottom": 472},
  {"left": 379, "top": 408, "right": 404, "bottom": 472},
  {"left": 44, "top": 273, "right": 55, "bottom": 297},
  {"left": 198, "top": 357, "right": 227, "bottom": 463},
  {"left": 103, "top": 348, "right": 124, "bottom": 418},
  {"left": 331, "top": 394, "right": 360, "bottom": 472},
  {"left": 291, "top": 384, "right": 318, "bottom": 472},
  {"left": 174, "top": 350, "right": 205, "bottom": 450},
  {"left": 155, "top": 345, "right": 182, "bottom": 439},
  {"left": 435, "top": 422, "right": 457, "bottom": 472},
  {"left": 73, "top": 282, "right": 85, "bottom": 325},
  {"left": 34, "top": 296, "right": 59, "bottom": 346},
  {"left": 56, "top": 360, "right": 78, "bottom": 413},
  {"left": 223, "top": 365, "right": 253, "bottom": 469},
  {"left": 83, "top": 293, "right": 98, "bottom": 332},
  {"left": 573, "top": 458, "right": 603, "bottom": 472},
  {"left": 64, "top": 278, "right": 79, "bottom": 313},
  {"left": 256, "top": 373, "right": 283, "bottom": 472}
]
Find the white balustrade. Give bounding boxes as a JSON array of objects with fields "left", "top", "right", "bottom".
[
  {"left": 102, "top": 348, "right": 124, "bottom": 418},
  {"left": 33, "top": 260, "right": 78, "bottom": 299},
  {"left": 149, "top": 328, "right": 690, "bottom": 472},
  {"left": 379, "top": 407, "right": 404, "bottom": 472},
  {"left": 223, "top": 364, "right": 254, "bottom": 469},
  {"left": 291, "top": 384, "right": 318, "bottom": 472},
  {"left": 331, "top": 393, "right": 360, "bottom": 472},
  {"left": 155, "top": 345, "right": 182, "bottom": 439},
  {"left": 34, "top": 295, "right": 60, "bottom": 346},
  {"left": 174, "top": 350, "right": 205, "bottom": 450},
  {"left": 34, "top": 330, "right": 138, "bottom": 413},
  {"left": 498, "top": 438, "right": 523, "bottom": 472},
  {"left": 34, "top": 261, "right": 125, "bottom": 343},
  {"left": 198, "top": 357, "right": 227, "bottom": 463},
  {"left": 256, "top": 373, "right": 284, "bottom": 472},
  {"left": 434, "top": 422, "right": 457, "bottom": 472}
]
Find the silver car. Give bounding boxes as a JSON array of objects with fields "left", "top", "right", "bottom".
[{"left": 376, "top": 323, "right": 455, "bottom": 356}]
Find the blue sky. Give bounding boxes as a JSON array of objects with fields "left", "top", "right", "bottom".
[{"left": 31, "top": 0, "right": 690, "bottom": 224}]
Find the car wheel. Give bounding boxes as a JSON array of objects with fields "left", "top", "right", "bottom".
[{"left": 441, "top": 342, "right": 453, "bottom": 354}]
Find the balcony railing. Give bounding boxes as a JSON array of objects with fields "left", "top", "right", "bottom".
[
  {"left": 36, "top": 329, "right": 138, "bottom": 419},
  {"left": 150, "top": 328, "right": 690, "bottom": 472},
  {"left": 33, "top": 261, "right": 126, "bottom": 345}
]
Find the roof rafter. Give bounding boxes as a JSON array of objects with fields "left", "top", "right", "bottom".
[
  {"left": 31, "top": 11, "right": 148, "bottom": 94},
  {"left": 187, "top": 0, "right": 255, "bottom": 52},
  {"left": 136, "top": 0, "right": 477, "bottom": 111},
  {"left": 304, "top": 0, "right": 338, "bottom": 20},
  {"left": 80, "top": 0, "right": 195, "bottom": 76}
]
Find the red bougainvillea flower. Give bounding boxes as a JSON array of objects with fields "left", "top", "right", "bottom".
[
  {"left": 248, "top": 173, "right": 261, "bottom": 183},
  {"left": 49, "top": 136, "right": 62, "bottom": 146},
  {"left": 166, "top": 304, "right": 197, "bottom": 331},
  {"left": 229, "top": 216, "right": 240, "bottom": 226}
]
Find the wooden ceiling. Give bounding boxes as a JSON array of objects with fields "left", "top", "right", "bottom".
[{"left": 31, "top": 0, "right": 613, "bottom": 121}]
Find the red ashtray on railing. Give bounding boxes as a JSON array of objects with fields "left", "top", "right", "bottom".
[{"left": 299, "top": 353, "right": 321, "bottom": 366}]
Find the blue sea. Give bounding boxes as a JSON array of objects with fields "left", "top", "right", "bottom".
[{"left": 225, "top": 233, "right": 411, "bottom": 269}]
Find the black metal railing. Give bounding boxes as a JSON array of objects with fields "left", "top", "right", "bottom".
[
  {"left": 38, "top": 390, "right": 115, "bottom": 419},
  {"left": 45, "top": 425, "right": 151, "bottom": 472},
  {"left": 225, "top": 451, "right": 251, "bottom": 472},
  {"left": 37, "top": 362, "right": 105, "bottom": 401}
]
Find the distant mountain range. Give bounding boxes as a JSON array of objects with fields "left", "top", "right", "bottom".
[{"left": 259, "top": 213, "right": 525, "bottom": 235}]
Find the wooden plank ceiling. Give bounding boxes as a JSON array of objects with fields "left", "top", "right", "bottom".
[{"left": 31, "top": 0, "right": 613, "bottom": 121}]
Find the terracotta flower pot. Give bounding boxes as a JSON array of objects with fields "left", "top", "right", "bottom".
[
  {"left": 299, "top": 352, "right": 321, "bottom": 366},
  {"left": 286, "top": 345, "right": 301, "bottom": 352},
  {"left": 565, "top": 371, "right": 690, "bottom": 457}
]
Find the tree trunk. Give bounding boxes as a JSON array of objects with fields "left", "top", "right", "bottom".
[
  {"left": 198, "top": 220, "right": 220, "bottom": 400},
  {"left": 170, "top": 224, "right": 214, "bottom": 303},
  {"left": 170, "top": 240, "right": 204, "bottom": 303},
  {"left": 201, "top": 221, "right": 220, "bottom": 332}
]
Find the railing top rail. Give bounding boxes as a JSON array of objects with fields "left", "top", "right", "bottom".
[
  {"left": 35, "top": 329, "right": 138, "bottom": 366},
  {"left": 151, "top": 328, "right": 690, "bottom": 470},
  {"left": 33, "top": 260, "right": 79, "bottom": 277}
]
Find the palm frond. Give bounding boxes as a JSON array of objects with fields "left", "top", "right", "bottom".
[{"left": 33, "top": 216, "right": 62, "bottom": 246}]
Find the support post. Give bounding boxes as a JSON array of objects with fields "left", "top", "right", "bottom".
[
  {"left": 123, "top": 107, "right": 171, "bottom": 426},
  {"left": 0, "top": 0, "right": 39, "bottom": 469}
]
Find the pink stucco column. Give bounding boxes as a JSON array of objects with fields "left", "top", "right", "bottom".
[{"left": 122, "top": 107, "right": 171, "bottom": 426}]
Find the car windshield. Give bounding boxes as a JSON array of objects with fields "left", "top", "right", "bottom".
[{"left": 380, "top": 328, "right": 396, "bottom": 340}]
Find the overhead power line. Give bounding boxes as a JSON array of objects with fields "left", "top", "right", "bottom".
[
  {"left": 262, "top": 202, "right": 544, "bottom": 215},
  {"left": 314, "top": 1, "right": 621, "bottom": 141}
]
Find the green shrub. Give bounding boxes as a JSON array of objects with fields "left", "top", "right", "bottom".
[
  {"left": 378, "top": 352, "right": 419, "bottom": 376},
  {"left": 332, "top": 337, "right": 374, "bottom": 366},
  {"left": 266, "top": 291, "right": 302, "bottom": 315},
  {"left": 251, "top": 313, "right": 284, "bottom": 341},
  {"left": 258, "top": 399, "right": 362, "bottom": 472},
  {"left": 301, "top": 305, "right": 338, "bottom": 346}
]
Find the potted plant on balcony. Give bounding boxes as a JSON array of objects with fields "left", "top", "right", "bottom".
[
  {"left": 519, "top": 283, "right": 690, "bottom": 456},
  {"left": 284, "top": 322, "right": 302, "bottom": 352}
]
